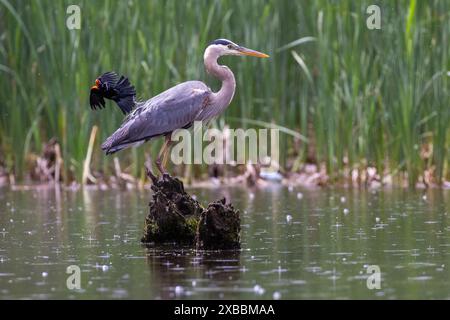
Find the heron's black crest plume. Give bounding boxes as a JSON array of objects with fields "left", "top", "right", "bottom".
[
  {"left": 209, "top": 39, "right": 233, "bottom": 46},
  {"left": 89, "top": 71, "right": 136, "bottom": 114}
]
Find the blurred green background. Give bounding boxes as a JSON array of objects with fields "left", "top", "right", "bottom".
[{"left": 0, "top": 0, "right": 448, "bottom": 186}]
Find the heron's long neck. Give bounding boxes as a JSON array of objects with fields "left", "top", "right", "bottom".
[{"left": 204, "top": 51, "right": 236, "bottom": 116}]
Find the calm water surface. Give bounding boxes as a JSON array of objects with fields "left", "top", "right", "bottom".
[{"left": 0, "top": 185, "right": 449, "bottom": 299}]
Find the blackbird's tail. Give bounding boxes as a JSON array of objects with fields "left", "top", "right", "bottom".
[{"left": 112, "top": 76, "right": 136, "bottom": 115}]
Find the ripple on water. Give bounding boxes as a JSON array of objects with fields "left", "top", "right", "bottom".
[
  {"left": 408, "top": 262, "right": 437, "bottom": 268},
  {"left": 289, "top": 280, "right": 307, "bottom": 285},
  {"left": 408, "top": 276, "right": 433, "bottom": 281},
  {"left": 259, "top": 268, "right": 288, "bottom": 275},
  {"left": 111, "top": 289, "right": 129, "bottom": 299},
  {"left": 0, "top": 273, "right": 15, "bottom": 277},
  {"left": 329, "top": 252, "right": 353, "bottom": 256}
]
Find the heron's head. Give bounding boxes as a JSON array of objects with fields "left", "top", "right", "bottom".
[{"left": 205, "top": 39, "right": 269, "bottom": 59}]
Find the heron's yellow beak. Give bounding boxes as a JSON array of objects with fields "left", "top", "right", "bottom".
[{"left": 238, "top": 46, "right": 269, "bottom": 58}]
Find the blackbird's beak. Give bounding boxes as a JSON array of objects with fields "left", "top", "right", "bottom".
[{"left": 91, "top": 79, "right": 101, "bottom": 90}]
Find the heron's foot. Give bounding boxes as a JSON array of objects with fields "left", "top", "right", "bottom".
[{"left": 162, "top": 172, "right": 170, "bottom": 180}]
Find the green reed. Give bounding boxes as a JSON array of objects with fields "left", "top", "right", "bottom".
[{"left": 0, "top": 0, "right": 448, "bottom": 185}]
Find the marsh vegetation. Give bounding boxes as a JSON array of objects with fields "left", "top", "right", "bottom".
[{"left": 0, "top": 0, "right": 448, "bottom": 187}]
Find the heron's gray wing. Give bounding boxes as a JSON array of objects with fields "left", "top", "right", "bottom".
[{"left": 101, "top": 81, "right": 210, "bottom": 153}]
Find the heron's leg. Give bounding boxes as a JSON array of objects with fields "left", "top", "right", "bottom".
[
  {"left": 161, "top": 139, "right": 173, "bottom": 171},
  {"left": 144, "top": 157, "right": 158, "bottom": 184},
  {"left": 155, "top": 135, "right": 172, "bottom": 175}
]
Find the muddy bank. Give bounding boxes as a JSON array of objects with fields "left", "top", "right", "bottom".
[{"left": 2, "top": 140, "right": 449, "bottom": 189}]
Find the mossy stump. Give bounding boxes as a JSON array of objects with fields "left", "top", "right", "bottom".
[
  {"left": 196, "top": 199, "right": 240, "bottom": 250},
  {"left": 141, "top": 171, "right": 240, "bottom": 250}
]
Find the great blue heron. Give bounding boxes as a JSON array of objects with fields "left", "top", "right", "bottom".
[{"left": 89, "top": 39, "right": 269, "bottom": 174}]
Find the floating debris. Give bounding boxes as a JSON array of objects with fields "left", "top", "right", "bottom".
[
  {"left": 273, "top": 291, "right": 281, "bottom": 300},
  {"left": 260, "top": 170, "right": 283, "bottom": 181},
  {"left": 296, "top": 192, "right": 303, "bottom": 200},
  {"left": 286, "top": 215, "right": 293, "bottom": 223}
]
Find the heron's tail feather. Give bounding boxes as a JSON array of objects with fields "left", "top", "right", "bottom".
[
  {"left": 101, "top": 138, "right": 144, "bottom": 155},
  {"left": 112, "top": 76, "right": 136, "bottom": 115}
]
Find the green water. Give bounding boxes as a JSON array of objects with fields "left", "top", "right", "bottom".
[{"left": 0, "top": 185, "right": 449, "bottom": 299}]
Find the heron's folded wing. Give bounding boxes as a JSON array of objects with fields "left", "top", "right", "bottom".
[{"left": 101, "top": 81, "right": 210, "bottom": 151}]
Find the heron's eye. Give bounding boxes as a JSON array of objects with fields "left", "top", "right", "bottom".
[{"left": 227, "top": 44, "right": 233, "bottom": 49}]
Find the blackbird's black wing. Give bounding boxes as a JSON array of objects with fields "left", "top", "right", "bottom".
[
  {"left": 114, "top": 76, "right": 136, "bottom": 114},
  {"left": 98, "top": 72, "right": 119, "bottom": 88},
  {"left": 89, "top": 71, "right": 136, "bottom": 114},
  {"left": 89, "top": 72, "right": 118, "bottom": 110},
  {"left": 90, "top": 89, "right": 106, "bottom": 110}
]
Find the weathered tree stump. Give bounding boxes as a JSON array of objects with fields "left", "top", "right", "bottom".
[
  {"left": 141, "top": 169, "right": 240, "bottom": 250},
  {"left": 196, "top": 199, "right": 240, "bottom": 250}
]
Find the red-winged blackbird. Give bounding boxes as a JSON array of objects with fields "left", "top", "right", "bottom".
[{"left": 89, "top": 72, "right": 136, "bottom": 114}]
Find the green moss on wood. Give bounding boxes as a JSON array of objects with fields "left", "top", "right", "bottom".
[{"left": 141, "top": 173, "right": 240, "bottom": 250}]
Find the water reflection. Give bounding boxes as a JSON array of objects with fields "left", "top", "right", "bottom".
[{"left": 145, "top": 247, "right": 241, "bottom": 299}]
